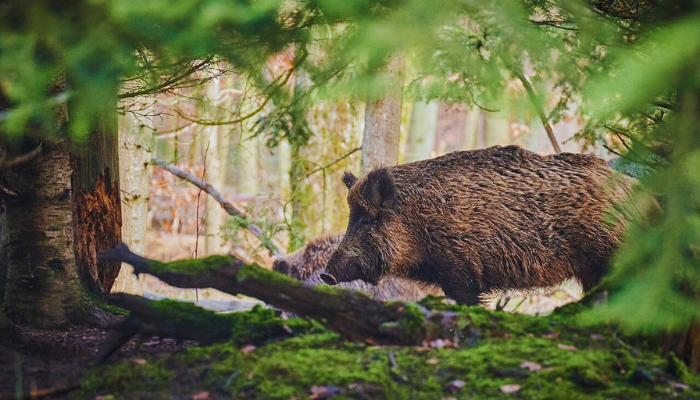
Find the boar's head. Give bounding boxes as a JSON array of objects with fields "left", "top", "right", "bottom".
[{"left": 320, "top": 168, "right": 401, "bottom": 286}]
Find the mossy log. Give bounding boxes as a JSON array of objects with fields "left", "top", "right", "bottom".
[
  {"left": 96, "top": 294, "right": 291, "bottom": 363},
  {"left": 99, "top": 244, "right": 458, "bottom": 347}
]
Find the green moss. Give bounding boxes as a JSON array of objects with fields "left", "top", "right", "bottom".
[
  {"left": 148, "top": 254, "right": 235, "bottom": 275},
  {"left": 395, "top": 302, "right": 427, "bottom": 343},
  {"left": 235, "top": 262, "right": 298, "bottom": 284},
  {"left": 85, "top": 291, "right": 128, "bottom": 316},
  {"left": 76, "top": 304, "right": 700, "bottom": 400},
  {"left": 81, "top": 360, "right": 173, "bottom": 399}
]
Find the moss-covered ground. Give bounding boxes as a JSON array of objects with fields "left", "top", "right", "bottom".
[{"left": 76, "top": 299, "right": 699, "bottom": 399}]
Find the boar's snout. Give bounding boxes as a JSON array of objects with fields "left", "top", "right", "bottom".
[
  {"left": 324, "top": 249, "right": 365, "bottom": 284},
  {"left": 273, "top": 259, "right": 290, "bottom": 275}
]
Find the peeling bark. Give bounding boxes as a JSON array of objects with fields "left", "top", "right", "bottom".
[{"left": 71, "top": 107, "right": 122, "bottom": 294}]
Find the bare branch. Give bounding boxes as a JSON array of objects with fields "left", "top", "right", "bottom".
[
  {"left": 119, "top": 59, "right": 213, "bottom": 99},
  {"left": 304, "top": 147, "right": 362, "bottom": 178},
  {"left": 513, "top": 71, "right": 562, "bottom": 154},
  {"left": 152, "top": 158, "right": 285, "bottom": 257},
  {"left": 0, "top": 143, "right": 42, "bottom": 170}
]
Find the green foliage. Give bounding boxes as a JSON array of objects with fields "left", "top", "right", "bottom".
[
  {"left": 0, "top": 0, "right": 305, "bottom": 147},
  {"left": 222, "top": 213, "right": 289, "bottom": 253}
]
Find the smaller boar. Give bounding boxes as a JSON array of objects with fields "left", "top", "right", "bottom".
[
  {"left": 273, "top": 234, "right": 442, "bottom": 302},
  {"left": 321, "top": 145, "right": 639, "bottom": 305}
]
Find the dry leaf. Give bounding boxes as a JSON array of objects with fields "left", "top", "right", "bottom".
[
  {"left": 191, "top": 391, "right": 210, "bottom": 400},
  {"left": 542, "top": 332, "right": 559, "bottom": 339},
  {"left": 429, "top": 339, "right": 448, "bottom": 348},
  {"left": 427, "top": 358, "right": 439, "bottom": 364},
  {"left": 670, "top": 382, "right": 689, "bottom": 390},
  {"left": 309, "top": 385, "right": 341, "bottom": 399},
  {"left": 500, "top": 384, "right": 521, "bottom": 393},
  {"left": 444, "top": 380, "right": 466, "bottom": 394},
  {"left": 132, "top": 358, "right": 147, "bottom": 365},
  {"left": 520, "top": 361, "right": 542, "bottom": 371},
  {"left": 241, "top": 345, "right": 256, "bottom": 354},
  {"left": 557, "top": 343, "right": 578, "bottom": 351}
]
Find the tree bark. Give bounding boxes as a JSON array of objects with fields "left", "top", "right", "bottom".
[
  {"left": 361, "top": 54, "right": 405, "bottom": 175},
  {"left": 71, "top": 108, "right": 122, "bottom": 294},
  {"left": 3, "top": 144, "right": 84, "bottom": 327},
  {"left": 405, "top": 101, "right": 438, "bottom": 162},
  {"left": 203, "top": 127, "right": 226, "bottom": 255}
]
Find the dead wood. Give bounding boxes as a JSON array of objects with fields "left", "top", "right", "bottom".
[
  {"left": 99, "top": 244, "right": 458, "bottom": 348},
  {"left": 151, "top": 158, "right": 284, "bottom": 257}
]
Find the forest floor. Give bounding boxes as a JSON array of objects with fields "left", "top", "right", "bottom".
[
  {"left": 2, "top": 298, "right": 699, "bottom": 400},
  {"left": 0, "top": 321, "right": 196, "bottom": 399}
]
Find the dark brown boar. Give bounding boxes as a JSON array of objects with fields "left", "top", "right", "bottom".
[
  {"left": 273, "top": 234, "right": 443, "bottom": 302},
  {"left": 320, "top": 145, "right": 637, "bottom": 305}
]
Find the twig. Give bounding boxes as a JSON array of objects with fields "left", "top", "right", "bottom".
[
  {"left": 0, "top": 143, "right": 42, "bottom": 170},
  {"left": 388, "top": 352, "right": 398, "bottom": 369},
  {"left": 304, "top": 147, "right": 362, "bottom": 178},
  {"left": 513, "top": 71, "right": 562, "bottom": 154},
  {"left": 152, "top": 158, "right": 284, "bottom": 257},
  {"left": 511, "top": 297, "right": 528, "bottom": 313},
  {"left": 495, "top": 295, "right": 511, "bottom": 311}
]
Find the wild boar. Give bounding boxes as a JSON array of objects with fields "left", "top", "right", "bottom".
[
  {"left": 321, "top": 145, "right": 637, "bottom": 305},
  {"left": 273, "top": 234, "right": 442, "bottom": 302}
]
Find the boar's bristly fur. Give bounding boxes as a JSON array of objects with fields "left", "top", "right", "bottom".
[
  {"left": 273, "top": 234, "right": 443, "bottom": 302},
  {"left": 324, "top": 145, "right": 639, "bottom": 305}
]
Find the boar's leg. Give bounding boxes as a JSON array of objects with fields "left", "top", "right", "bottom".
[
  {"left": 434, "top": 270, "right": 482, "bottom": 305},
  {"left": 572, "top": 253, "right": 610, "bottom": 292}
]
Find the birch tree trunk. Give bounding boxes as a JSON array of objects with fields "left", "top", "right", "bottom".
[
  {"left": 361, "top": 54, "right": 405, "bottom": 175},
  {"left": 3, "top": 144, "right": 84, "bottom": 327},
  {"left": 112, "top": 99, "right": 153, "bottom": 294},
  {"left": 203, "top": 125, "right": 226, "bottom": 255},
  {"left": 405, "top": 101, "right": 438, "bottom": 162}
]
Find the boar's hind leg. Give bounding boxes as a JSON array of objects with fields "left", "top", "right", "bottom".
[
  {"left": 573, "top": 254, "right": 611, "bottom": 292},
  {"left": 438, "top": 275, "right": 482, "bottom": 305}
]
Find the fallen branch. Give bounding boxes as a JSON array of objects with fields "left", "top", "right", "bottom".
[
  {"left": 152, "top": 158, "right": 284, "bottom": 257},
  {"left": 99, "top": 244, "right": 458, "bottom": 347},
  {"left": 95, "top": 293, "right": 285, "bottom": 364}
]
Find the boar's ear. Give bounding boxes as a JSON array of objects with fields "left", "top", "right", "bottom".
[
  {"left": 342, "top": 172, "right": 358, "bottom": 189},
  {"left": 366, "top": 168, "right": 397, "bottom": 211}
]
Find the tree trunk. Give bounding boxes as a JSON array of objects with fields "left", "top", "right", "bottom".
[
  {"left": 288, "top": 142, "right": 306, "bottom": 250},
  {"left": 361, "top": 54, "right": 405, "bottom": 175},
  {"left": 405, "top": 101, "right": 438, "bottom": 162},
  {"left": 112, "top": 99, "right": 153, "bottom": 295},
  {"left": 70, "top": 106, "right": 122, "bottom": 294},
  {"left": 203, "top": 90, "right": 227, "bottom": 255},
  {"left": 3, "top": 144, "right": 85, "bottom": 327}
]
